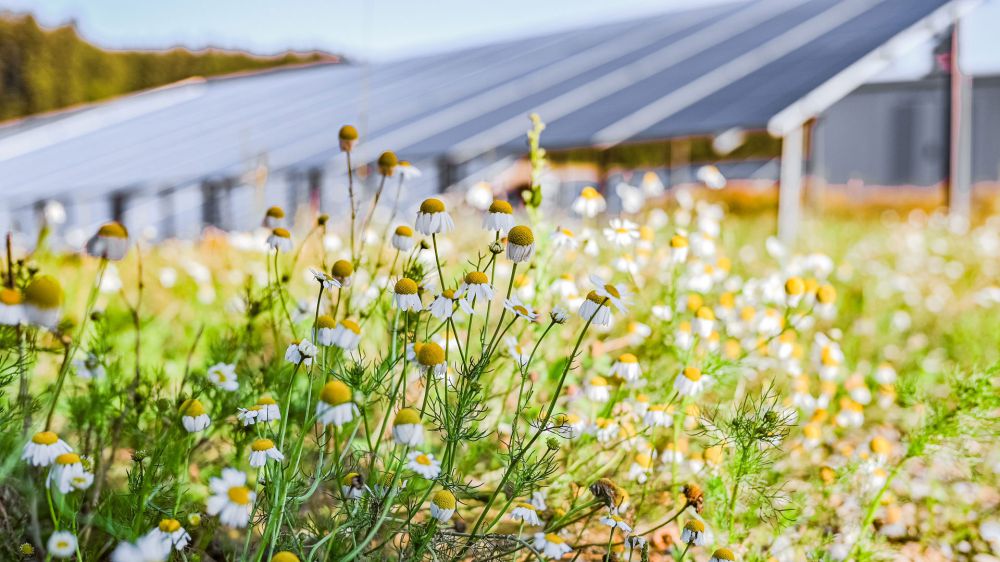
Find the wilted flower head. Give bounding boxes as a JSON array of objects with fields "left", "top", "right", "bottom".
[{"left": 86, "top": 221, "right": 129, "bottom": 261}]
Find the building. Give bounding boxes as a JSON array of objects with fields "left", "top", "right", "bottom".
[{"left": 0, "top": 0, "right": 993, "bottom": 246}]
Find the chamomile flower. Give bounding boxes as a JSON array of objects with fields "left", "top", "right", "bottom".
[
  {"left": 429, "top": 489, "right": 456, "bottom": 522},
  {"left": 415, "top": 198, "right": 454, "bottom": 235},
  {"left": 681, "top": 519, "right": 707, "bottom": 546},
  {"left": 510, "top": 502, "right": 543, "bottom": 526},
  {"left": 610, "top": 353, "right": 641, "bottom": 382},
  {"left": 206, "top": 468, "right": 255, "bottom": 528},
  {"left": 504, "top": 296, "right": 537, "bottom": 321},
  {"left": 341, "top": 472, "right": 366, "bottom": 499},
  {"left": 550, "top": 306, "right": 569, "bottom": 324},
  {"left": 429, "top": 290, "right": 457, "bottom": 319},
  {"left": 603, "top": 218, "right": 639, "bottom": 247},
  {"left": 600, "top": 512, "right": 633, "bottom": 533},
  {"left": 505, "top": 337, "right": 530, "bottom": 368},
  {"left": 392, "top": 408, "right": 424, "bottom": 446},
  {"left": 693, "top": 306, "right": 715, "bottom": 338},
  {"left": 378, "top": 150, "right": 398, "bottom": 176},
  {"left": 674, "top": 366, "right": 709, "bottom": 396},
  {"left": 710, "top": 547, "right": 738, "bottom": 562},
  {"left": 23, "top": 276, "right": 63, "bottom": 329},
  {"left": 628, "top": 452, "right": 655, "bottom": 484},
  {"left": 391, "top": 226, "right": 415, "bottom": 251},
  {"left": 589, "top": 275, "right": 629, "bottom": 313},
  {"left": 506, "top": 225, "right": 535, "bottom": 263},
  {"left": 149, "top": 519, "right": 191, "bottom": 551},
  {"left": 326, "top": 259, "right": 354, "bottom": 288},
  {"left": 785, "top": 276, "right": 806, "bottom": 307},
  {"left": 456, "top": 271, "right": 494, "bottom": 302},
  {"left": 266, "top": 228, "right": 293, "bottom": 252},
  {"left": 263, "top": 206, "right": 285, "bottom": 228},
  {"left": 397, "top": 160, "right": 422, "bottom": 179},
  {"left": 316, "top": 380, "right": 358, "bottom": 428},
  {"left": 874, "top": 362, "right": 897, "bottom": 384},
  {"left": 111, "top": 532, "right": 171, "bottom": 562},
  {"left": 670, "top": 232, "right": 690, "bottom": 264},
  {"left": 284, "top": 339, "right": 318, "bottom": 366},
  {"left": 331, "top": 319, "right": 362, "bottom": 351},
  {"left": 533, "top": 532, "right": 573, "bottom": 559},
  {"left": 393, "top": 278, "right": 422, "bottom": 311},
  {"left": 484, "top": 200, "right": 515, "bottom": 233},
  {"left": 86, "top": 221, "right": 130, "bottom": 261},
  {"left": 406, "top": 451, "right": 441, "bottom": 479},
  {"left": 179, "top": 399, "right": 210, "bottom": 433},
  {"left": 47, "top": 453, "right": 93, "bottom": 493},
  {"left": 338, "top": 124, "right": 358, "bottom": 151},
  {"left": 248, "top": 439, "right": 284, "bottom": 467},
  {"left": 584, "top": 376, "right": 611, "bottom": 402},
  {"left": 416, "top": 342, "right": 447, "bottom": 380},
  {"left": 0, "top": 287, "right": 24, "bottom": 325},
  {"left": 593, "top": 418, "right": 620, "bottom": 443},
  {"left": 579, "top": 291, "right": 612, "bottom": 326},
  {"left": 551, "top": 226, "right": 578, "bottom": 249},
  {"left": 572, "top": 186, "right": 606, "bottom": 218},
  {"left": 253, "top": 395, "right": 281, "bottom": 423},
  {"left": 23, "top": 431, "right": 72, "bottom": 467},
  {"left": 207, "top": 362, "right": 238, "bottom": 391},
  {"left": 315, "top": 315, "right": 337, "bottom": 346},
  {"left": 47, "top": 531, "right": 78, "bottom": 559}
]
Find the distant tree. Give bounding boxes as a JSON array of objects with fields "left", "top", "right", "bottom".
[{"left": 0, "top": 13, "right": 337, "bottom": 120}]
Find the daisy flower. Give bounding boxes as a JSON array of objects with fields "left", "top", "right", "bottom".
[
  {"left": 392, "top": 278, "right": 422, "bottom": 311},
  {"left": 247, "top": 438, "right": 284, "bottom": 467},
  {"left": 253, "top": 395, "right": 281, "bottom": 423},
  {"left": 207, "top": 362, "right": 238, "bottom": 391},
  {"left": 391, "top": 225, "right": 415, "bottom": 251},
  {"left": 429, "top": 290, "right": 457, "bottom": 319},
  {"left": 263, "top": 206, "right": 285, "bottom": 228},
  {"left": 710, "top": 547, "right": 738, "bottom": 562},
  {"left": 693, "top": 306, "right": 715, "bottom": 338},
  {"left": 415, "top": 198, "right": 455, "bottom": 235},
  {"left": 681, "top": 519, "right": 707, "bottom": 546},
  {"left": 284, "top": 339, "right": 318, "bottom": 366},
  {"left": 504, "top": 296, "right": 537, "bottom": 322},
  {"left": 332, "top": 319, "right": 362, "bottom": 351},
  {"left": 149, "top": 519, "right": 191, "bottom": 551},
  {"left": 456, "top": 271, "right": 494, "bottom": 302},
  {"left": 338, "top": 125, "right": 358, "bottom": 151},
  {"left": 206, "top": 468, "right": 255, "bottom": 528},
  {"left": 378, "top": 150, "right": 398, "bottom": 176},
  {"left": 111, "top": 532, "right": 172, "bottom": 562},
  {"left": 315, "top": 315, "right": 337, "bottom": 346},
  {"left": 590, "top": 275, "right": 629, "bottom": 313},
  {"left": 610, "top": 353, "right": 641, "bottom": 382},
  {"left": 484, "top": 200, "right": 515, "bottom": 233},
  {"left": 0, "top": 287, "right": 24, "bottom": 325},
  {"left": 179, "top": 399, "right": 210, "bottom": 433},
  {"left": 674, "top": 367, "right": 709, "bottom": 396},
  {"left": 23, "top": 431, "right": 72, "bottom": 468},
  {"left": 86, "top": 221, "right": 129, "bottom": 261},
  {"left": 416, "top": 342, "right": 447, "bottom": 380},
  {"left": 603, "top": 218, "right": 639, "bottom": 247},
  {"left": 392, "top": 407, "right": 424, "bottom": 446},
  {"left": 579, "top": 291, "right": 611, "bottom": 326},
  {"left": 47, "top": 531, "right": 78, "bottom": 560},
  {"left": 593, "top": 418, "right": 619, "bottom": 443},
  {"left": 549, "top": 306, "right": 569, "bottom": 325},
  {"left": 584, "top": 376, "right": 611, "bottom": 402},
  {"left": 266, "top": 228, "right": 293, "bottom": 252},
  {"left": 533, "top": 532, "right": 573, "bottom": 559},
  {"left": 572, "top": 186, "right": 606, "bottom": 218},
  {"left": 429, "top": 489, "right": 456, "bottom": 522},
  {"left": 505, "top": 337, "right": 530, "bottom": 368},
  {"left": 47, "top": 453, "right": 92, "bottom": 494},
  {"left": 551, "top": 226, "right": 579, "bottom": 249},
  {"left": 510, "top": 502, "right": 543, "bottom": 526},
  {"left": 406, "top": 451, "right": 441, "bottom": 479},
  {"left": 600, "top": 512, "right": 633, "bottom": 533},
  {"left": 670, "top": 232, "right": 689, "bottom": 264},
  {"left": 326, "top": 259, "right": 354, "bottom": 288},
  {"left": 398, "top": 160, "right": 422, "bottom": 179},
  {"left": 73, "top": 353, "right": 106, "bottom": 380},
  {"left": 341, "top": 472, "right": 366, "bottom": 500},
  {"left": 785, "top": 276, "right": 806, "bottom": 307},
  {"left": 506, "top": 225, "right": 535, "bottom": 263},
  {"left": 23, "top": 276, "right": 62, "bottom": 329},
  {"left": 316, "top": 380, "right": 358, "bottom": 428}
]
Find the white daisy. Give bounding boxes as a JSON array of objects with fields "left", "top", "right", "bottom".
[
  {"left": 681, "top": 519, "right": 707, "bottom": 546},
  {"left": 406, "top": 451, "right": 441, "bottom": 479},
  {"left": 315, "top": 315, "right": 337, "bottom": 346},
  {"left": 709, "top": 547, "right": 738, "bottom": 562},
  {"left": 674, "top": 367, "right": 710, "bottom": 396},
  {"left": 429, "top": 290, "right": 457, "bottom": 319},
  {"left": 392, "top": 408, "right": 424, "bottom": 446},
  {"left": 111, "top": 531, "right": 172, "bottom": 562},
  {"left": 266, "top": 228, "right": 293, "bottom": 252},
  {"left": 23, "top": 431, "right": 72, "bottom": 467},
  {"left": 571, "top": 186, "right": 606, "bottom": 218},
  {"left": 533, "top": 532, "right": 573, "bottom": 559},
  {"left": 504, "top": 296, "right": 537, "bottom": 322},
  {"left": 506, "top": 225, "right": 535, "bottom": 263},
  {"left": 456, "top": 271, "right": 494, "bottom": 303},
  {"left": 0, "top": 287, "right": 24, "bottom": 325},
  {"left": 551, "top": 226, "right": 579, "bottom": 250},
  {"left": 148, "top": 519, "right": 191, "bottom": 551},
  {"left": 179, "top": 399, "right": 211, "bottom": 433},
  {"left": 207, "top": 362, "right": 238, "bottom": 391},
  {"left": 206, "top": 468, "right": 255, "bottom": 528},
  {"left": 510, "top": 502, "right": 543, "bottom": 526},
  {"left": 391, "top": 226, "right": 416, "bottom": 251},
  {"left": 599, "top": 512, "right": 633, "bottom": 533},
  {"left": 47, "top": 531, "right": 78, "bottom": 559},
  {"left": 316, "top": 380, "right": 359, "bottom": 428},
  {"left": 47, "top": 453, "right": 93, "bottom": 494},
  {"left": 483, "top": 200, "right": 515, "bottom": 233},
  {"left": 392, "top": 278, "right": 422, "bottom": 311},
  {"left": 584, "top": 376, "right": 611, "bottom": 402},
  {"left": 430, "top": 489, "right": 456, "bottom": 522},
  {"left": 603, "top": 218, "right": 639, "bottom": 247},
  {"left": 332, "top": 319, "right": 362, "bottom": 351},
  {"left": 23, "top": 276, "right": 62, "bottom": 329},
  {"left": 248, "top": 438, "right": 284, "bottom": 468},
  {"left": 86, "top": 222, "right": 129, "bottom": 261},
  {"left": 610, "top": 353, "right": 641, "bottom": 382},
  {"left": 415, "top": 198, "right": 455, "bottom": 235},
  {"left": 578, "top": 292, "right": 611, "bottom": 326},
  {"left": 284, "top": 339, "right": 318, "bottom": 366},
  {"left": 341, "top": 472, "right": 366, "bottom": 500}
]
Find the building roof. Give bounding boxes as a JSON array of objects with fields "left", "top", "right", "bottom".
[{"left": 0, "top": 0, "right": 970, "bottom": 209}]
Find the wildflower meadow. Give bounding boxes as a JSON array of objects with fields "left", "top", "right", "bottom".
[{"left": 1, "top": 119, "right": 998, "bottom": 562}]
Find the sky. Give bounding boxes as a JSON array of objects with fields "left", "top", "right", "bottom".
[{"left": 1, "top": 0, "right": 998, "bottom": 73}]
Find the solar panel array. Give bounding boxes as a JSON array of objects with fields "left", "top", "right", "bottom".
[{"left": 0, "top": 0, "right": 950, "bottom": 212}]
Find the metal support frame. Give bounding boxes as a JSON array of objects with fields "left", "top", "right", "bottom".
[{"left": 777, "top": 125, "right": 804, "bottom": 245}]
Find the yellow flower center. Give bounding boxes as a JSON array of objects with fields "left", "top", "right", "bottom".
[
  {"left": 395, "top": 407, "right": 421, "bottom": 426},
  {"left": 684, "top": 519, "right": 705, "bottom": 532},
  {"left": 257, "top": 395, "right": 276, "bottom": 405},
  {"left": 417, "top": 342, "right": 445, "bottom": 366},
  {"left": 585, "top": 290, "right": 607, "bottom": 305},
  {"left": 0, "top": 288, "right": 22, "bottom": 305},
  {"left": 272, "top": 228, "right": 291, "bottom": 239},
  {"left": 179, "top": 399, "right": 206, "bottom": 417},
  {"left": 696, "top": 306, "right": 715, "bottom": 320},
  {"left": 316, "top": 315, "right": 337, "bottom": 329},
  {"left": 464, "top": 271, "right": 489, "bottom": 285},
  {"left": 31, "top": 431, "right": 59, "bottom": 445},
  {"left": 670, "top": 234, "right": 689, "bottom": 248},
  {"left": 414, "top": 454, "right": 432, "bottom": 466},
  {"left": 338, "top": 125, "right": 358, "bottom": 141},
  {"left": 331, "top": 259, "right": 353, "bottom": 278},
  {"left": 817, "top": 284, "right": 836, "bottom": 304},
  {"left": 97, "top": 221, "right": 128, "bottom": 238},
  {"left": 159, "top": 518, "right": 182, "bottom": 533},
  {"left": 432, "top": 489, "right": 456, "bottom": 509},
  {"left": 340, "top": 319, "right": 361, "bottom": 334},
  {"left": 265, "top": 206, "right": 285, "bottom": 219},
  {"left": 507, "top": 225, "right": 534, "bottom": 246},
  {"left": 545, "top": 533, "right": 565, "bottom": 544},
  {"left": 683, "top": 367, "right": 702, "bottom": 381},
  {"left": 394, "top": 278, "right": 418, "bottom": 295},
  {"left": 603, "top": 284, "right": 621, "bottom": 298},
  {"left": 712, "top": 547, "right": 736, "bottom": 560},
  {"left": 618, "top": 353, "right": 637, "bottom": 364},
  {"left": 785, "top": 277, "right": 805, "bottom": 296},
  {"left": 272, "top": 552, "right": 301, "bottom": 562},
  {"left": 489, "top": 200, "right": 513, "bottom": 214},
  {"left": 589, "top": 376, "right": 608, "bottom": 387},
  {"left": 320, "top": 380, "right": 352, "bottom": 405},
  {"left": 419, "top": 198, "right": 446, "bottom": 214},
  {"left": 227, "top": 486, "right": 252, "bottom": 505},
  {"left": 24, "top": 276, "right": 62, "bottom": 308},
  {"left": 55, "top": 453, "right": 80, "bottom": 465},
  {"left": 579, "top": 186, "right": 601, "bottom": 200},
  {"left": 395, "top": 225, "right": 413, "bottom": 237},
  {"left": 251, "top": 438, "right": 275, "bottom": 452}
]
